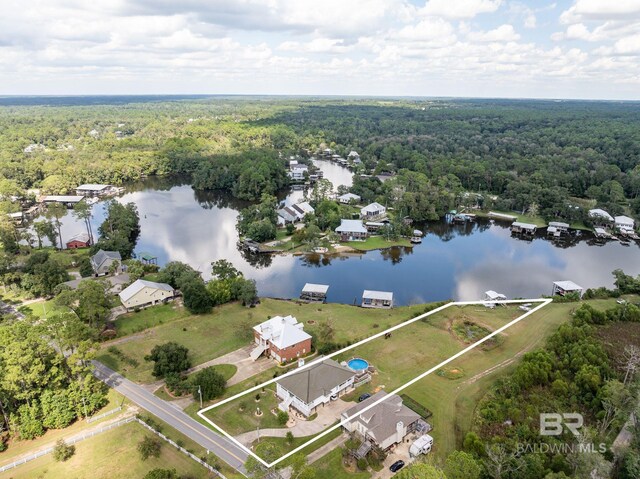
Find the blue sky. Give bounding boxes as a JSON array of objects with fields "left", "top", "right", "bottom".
[{"left": 0, "top": 0, "right": 638, "bottom": 99}]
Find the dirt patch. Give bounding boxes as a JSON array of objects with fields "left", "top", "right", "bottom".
[
  {"left": 437, "top": 367, "right": 465, "bottom": 380},
  {"left": 450, "top": 318, "right": 501, "bottom": 350}
]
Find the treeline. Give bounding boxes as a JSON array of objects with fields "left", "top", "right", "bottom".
[{"left": 462, "top": 295, "right": 640, "bottom": 478}]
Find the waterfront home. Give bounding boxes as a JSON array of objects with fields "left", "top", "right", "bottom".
[
  {"left": 6, "top": 211, "right": 24, "bottom": 225},
  {"left": 614, "top": 215, "right": 635, "bottom": 232},
  {"left": 362, "top": 290, "right": 393, "bottom": 309},
  {"left": 90, "top": 249, "right": 122, "bottom": 276},
  {"left": 66, "top": 232, "right": 91, "bottom": 249},
  {"left": 41, "top": 195, "right": 85, "bottom": 208},
  {"left": 276, "top": 359, "right": 355, "bottom": 417},
  {"left": 338, "top": 192, "right": 361, "bottom": 204},
  {"left": 335, "top": 219, "right": 368, "bottom": 241},
  {"left": 288, "top": 164, "right": 308, "bottom": 181},
  {"left": 75, "top": 184, "right": 116, "bottom": 197},
  {"left": 588, "top": 208, "right": 614, "bottom": 224},
  {"left": 552, "top": 280, "right": 584, "bottom": 298},
  {"left": 341, "top": 391, "right": 421, "bottom": 451},
  {"left": 348, "top": 150, "right": 360, "bottom": 161},
  {"left": 118, "top": 279, "right": 175, "bottom": 311},
  {"left": 360, "top": 202, "right": 387, "bottom": 220},
  {"left": 276, "top": 201, "right": 315, "bottom": 225},
  {"left": 510, "top": 221, "right": 537, "bottom": 235},
  {"left": 252, "top": 315, "right": 312, "bottom": 363},
  {"left": 300, "top": 283, "right": 329, "bottom": 302}
]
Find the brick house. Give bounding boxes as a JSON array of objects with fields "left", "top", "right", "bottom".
[
  {"left": 66, "top": 232, "right": 91, "bottom": 249},
  {"left": 251, "top": 315, "right": 312, "bottom": 363}
]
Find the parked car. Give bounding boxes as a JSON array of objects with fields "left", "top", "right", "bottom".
[
  {"left": 358, "top": 393, "right": 371, "bottom": 402},
  {"left": 330, "top": 393, "right": 338, "bottom": 401},
  {"left": 390, "top": 461, "right": 405, "bottom": 473}
]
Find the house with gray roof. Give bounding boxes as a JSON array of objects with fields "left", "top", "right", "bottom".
[
  {"left": 90, "top": 249, "right": 122, "bottom": 276},
  {"left": 335, "top": 219, "right": 368, "bottom": 241},
  {"left": 119, "top": 279, "right": 175, "bottom": 310},
  {"left": 360, "top": 202, "right": 387, "bottom": 220},
  {"left": 341, "top": 391, "right": 421, "bottom": 450},
  {"left": 276, "top": 359, "right": 356, "bottom": 417}
]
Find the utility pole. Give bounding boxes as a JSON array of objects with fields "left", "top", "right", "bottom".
[{"left": 81, "top": 396, "right": 88, "bottom": 418}]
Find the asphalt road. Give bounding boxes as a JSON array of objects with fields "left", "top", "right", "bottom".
[{"left": 92, "top": 361, "right": 249, "bottom": 475}]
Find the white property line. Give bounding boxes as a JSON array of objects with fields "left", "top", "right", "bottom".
[{"left": 198, "top": 298, "right": 552, "bottom": 468}]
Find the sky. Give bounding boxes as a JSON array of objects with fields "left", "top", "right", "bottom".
[{"left": 0, "top": 0, "right": 639, "bottom": 99}]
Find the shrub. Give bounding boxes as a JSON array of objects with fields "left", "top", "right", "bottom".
[
  {"left": 53, "top": 439, "right": 75, "bottom": 462},
  {"left": 191, "top": 367, "right": 226, "bottom": 401},
  {"left": 277, "top": 410, "right": 289, "bottom": 426},
  {"left": 144, "top": 342, "right": 191, "bottom": 378},
  {"left": 144, "top": 469, "right": 179, "bottom": 479}
]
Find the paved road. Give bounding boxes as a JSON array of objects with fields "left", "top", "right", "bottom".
[{"left": 92, "top": 361, "right": 249, "bottom": 474}]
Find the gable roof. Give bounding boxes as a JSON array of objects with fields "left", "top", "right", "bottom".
[
  {"left": 338, "top": 193, "right": 361, "bottom": 201},
  {"left": 302, "top": 283, "right": 329, "bottom": 294},
  {"left": 362, "top": 290, "right": 393, "bottom": 301},
  {"left": 67, "top": 232, "right": 90, "bottom": 244},
  {"left": 119, "top": 279, "right": 174, "bottom": 302},
  {"left": 589, "top": 209, "right": 613, "bottom": 221},
  {"left": 343, "top": 391, "right": 420, "bottom": 444},
  {"left": 335, "top": 219, "right": 367, "bottom": 234},
  {"left": 554, "top": 280, "right": 583, "bottom": 291},
  {"left": 278, "top": 359, "right": 355, "bottom": 403},
  {"left": 76, "top": 184, "right": 111, "bottom": 191},
  {"left": 90, "top": 249, "right": 122, "bottom": 271},
  {"left": 615, "top": 215, "right": 635, "bottom": 226}
]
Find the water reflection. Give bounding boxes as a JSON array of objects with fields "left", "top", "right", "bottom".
[{"left": 32, "top": 168, "right": 640, "bottom": 305}]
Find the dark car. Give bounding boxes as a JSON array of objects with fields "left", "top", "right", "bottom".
[
  {"left": 358, "top": 393, "right": 371, "bottom": 402},
  {"left": 389, "top": 461, "right": 405, "bottom": 473}
]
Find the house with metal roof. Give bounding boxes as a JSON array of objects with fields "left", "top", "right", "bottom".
[
  {"left": 615, "top": 215, "right": 635, "bottom": 232},
  {"left": 119, "top": 279, "right": 175, "bottom": 310},
  {"left": 252, "top": 315, "right": 312, "bottom": 363},
  {"left": 484, "top": 290, "right": 507, "bottom": 302},
  {"left": 276, "top": 359, "right": 355, "bottom": 417},
  {"left": 41, "top": 195, "right": 85, "bottom": 208},
  {"left": 360, "top": 202, "right": 387, "bottom": 220},
  {"left": 341, "top": 391, "right": 421, "bottom": 450},
  {"left": 510, "top": 221, "right": 537, "bottom": 236},
  {"left": 362, "top": 290, "right": 393, "bottom": 309},
  {"left": 277, "top": 201, "right": 315, "bottom": 225},
  {"left": 335, "top": 219, "right": 368, "bottom": 242},
  {"left": 588, "top": 208, "right": 614, "bottom": 224},
  {"left": 66, "top": 232, "right": 91, "bottom": 249},
  {"left": 338, "top": 193, "right": 361, "bottom": 204},
  {"left": 90, "top": 249, "right": 122, "bottom": 276}
]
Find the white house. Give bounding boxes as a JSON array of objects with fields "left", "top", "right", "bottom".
[
  {"left": 341, "top": 391, "right": 421, "bottom": 450},
  {"left": 338, "top": 193, "right": 361, "bottom": 204},
  {"left": 252, "top": 315, "right": 312, "bottom": 363},
  {"left": 552, "top": 280, "right": 584, "bottom": 298},
  {"left": 484, "top": 290, "right": 507, "bottom": 302},
  {"left": 288, "top": 164, "right": 308, "bottom": 181},
  {"left": 277, "top": 201, "right": 315, "bottom": 225},
  {"left": 588, "top": 208, "right": 614, "bottom": 224},
  {"left": 335, "top": 219, "right": 368, "bottom": 241},
  {"left": 75, "top": 184, "right": 115, "bottom": 197},
  {"left": 118, "top": 279, "right": 175, "bottom": 310},
  {"left": 615, "top": 215, "right": 635, "bottom": 232},
  {"left": 362, "top": 290, "right": 393, "bottom": 309},
  {"left": 276, "top": 359, "right": 355, "bottom": 417},
  {"left": 360, "top": 202, "right": 387, "bottom": 220}
]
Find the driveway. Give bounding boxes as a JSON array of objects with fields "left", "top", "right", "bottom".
[
  {"left": 234, "top": 398, "right": 354, "bottom": 446},
  {"left": 188, "top": 344, "right": 274, "bottom": 387},
  {"left": 373, "top": 437, "right": 415, "bottom": 479}
]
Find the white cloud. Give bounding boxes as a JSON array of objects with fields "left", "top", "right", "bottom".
[
  {"left": 420, "top": 0, "right": 502, "bottom": 19},
  {"left": 467, "top": 24, "right": 520, "bottom": 42}
]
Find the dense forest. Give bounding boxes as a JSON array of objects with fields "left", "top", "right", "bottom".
[{"left": 0, "top": 97, "right": 639, "bottom": 225}]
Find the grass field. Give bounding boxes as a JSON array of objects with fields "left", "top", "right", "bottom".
[
  {"left": 114, "top": 303, "right": 190, "bottom": 337},
  {"left": 342, "top": 236, "right": 412, "bottom": 251},
  {"left": 4, "top": 422, "right": 210, "bottom": 479},
  {"left": 315, "top": 448, "right": 371, "bottom": 479},
  {"left": 97, "top": 299, "right": 429, "bottom": 384}
]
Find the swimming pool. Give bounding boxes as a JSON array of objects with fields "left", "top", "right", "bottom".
[{"left": 348, "top": 358, "right": 369, "bottom": 372}]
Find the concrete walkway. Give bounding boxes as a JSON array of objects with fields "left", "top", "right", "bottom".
[{"left": 234, "top": 398, "right": 353, "bottom": 446}]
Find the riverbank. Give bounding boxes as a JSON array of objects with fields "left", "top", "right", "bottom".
[{"left": 474, "top": 209, "right": 591, "bottom": 231}]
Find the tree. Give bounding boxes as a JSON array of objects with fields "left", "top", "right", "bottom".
[
  {"left": 0, "top": 216, "right": 19, "bottom": 254},
  {"left": 444, "top": 450, "right": 481, "bottom": 479},
  {"left": 211, "top": 259, "right": 241, "bottom": 280},
  {"left": 45, "top": 202, "right": 67, "bottom": 249},
  {"left": 158, "top": 262, "right": 199, "bottom": 289},
  {"left": 235, "top": 278, "right": 258, "bottom": 306},
  {"left": 277, "top": 410, "right": 289, "bottom": 425},
  {"left": 181, "top": 276, "right": 213, "bottom": 314},
  {"left": 94, "top": 200, "right": 140, "bottom": 258},
  {"left": 192, "top": 367, "right": 226, "bottom": 401},
  {"left": 144, "top": 469, "right": 179, "bottom": 479},
  {"left": 33, "top": 220, "right": 56, "bottom": 249},
  {"left": 137, "top": 436, "right": 162, "bottom": 461},
  {"left": 73, "top": 200, "right": 94, "bottom": 245},
  {"left": 145, "top": 342, "right": 191, "bottom": 378},
  {"left": 395, "top": 463, "right": 447, "bottom": 479},
  {"left": 53, "top": 439, "right": 75, "bottom": 462},
  {"left": 56, "top": 279, "right": 111, "bottom": 329},
  {"left": 78, "top": 257, "right": 94, "bottom": 277},
  {"left": 245, "top": 441, "right": 285, "bottom": 479}
]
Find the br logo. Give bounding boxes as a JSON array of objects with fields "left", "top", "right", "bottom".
[{"left": 540, "top": 413, "right": 583, "bottom": 436}]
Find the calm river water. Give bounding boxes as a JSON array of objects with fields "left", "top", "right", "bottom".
[{"left": 49, "top": 161, "right": 640, "bottom": 305}]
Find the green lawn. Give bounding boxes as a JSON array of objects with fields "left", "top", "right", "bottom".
[
  {"left": 315, "top": 448, "right": 371, "bottom": 479},
  {"left": 20, "top": 299, "right": 68, "bottom": 319},
  {"left": 342, "top": 236, "right": 412, "bottom": 251},
  {"left": 4, "top": 422, "right": 209, "bottom": 479},
  {"left": 98, "top": 299, "right": 429, "bottom": 384},
  {"left": 251, "top": 427, "right": 342, "bottom": 456},
  {"left": 114, "top": 303, "right": 190, "bottom": 337}
]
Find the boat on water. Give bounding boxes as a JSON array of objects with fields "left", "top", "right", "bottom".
[{"left": 410, "top": 236, "right": 422, "bottom": 243}]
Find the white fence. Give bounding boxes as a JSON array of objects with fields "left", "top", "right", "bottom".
[
  {"left": 0, "top": 416, "right": 229, "bottom": 479},
  {"left": 86, "top": 406, "right": 122, "bottom": 423}
]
